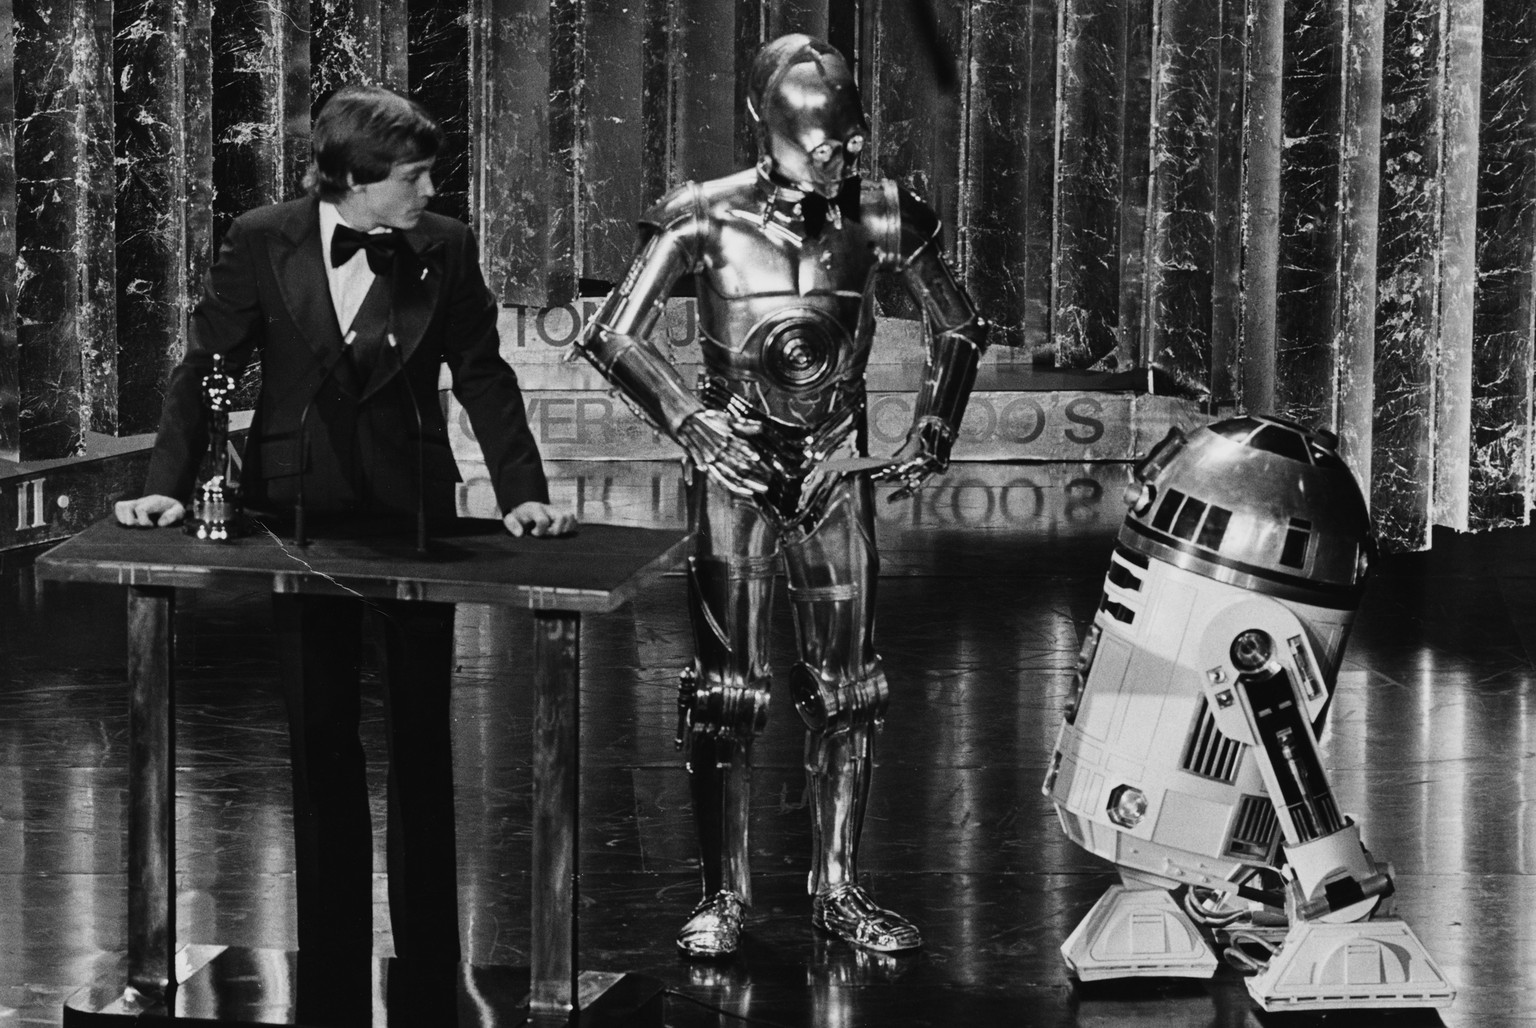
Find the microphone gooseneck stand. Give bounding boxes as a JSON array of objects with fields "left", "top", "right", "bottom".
[{"left": 387, "top": 331, "right": 430, "bottom": 555}]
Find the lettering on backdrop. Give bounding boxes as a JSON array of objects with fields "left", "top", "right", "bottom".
[{"left": 513, "top": 300, "right": 700, "bottom": 349}]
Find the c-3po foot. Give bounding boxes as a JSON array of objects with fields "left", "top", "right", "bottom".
[
  {"left": 812, "top": 883, "right": 922, "bottom": 953},
  {"left": 676, "top": 890, "right": 745, "bottom": 960}
]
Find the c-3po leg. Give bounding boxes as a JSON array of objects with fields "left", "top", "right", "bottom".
[
  {"left": 784, "top": 477, "right": 921, "bottom": 953},
  {"left": 675, "top": 473, "right": 777, "bottom": 959}
]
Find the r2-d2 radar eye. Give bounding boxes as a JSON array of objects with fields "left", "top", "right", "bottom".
[{"left": 1230, "top": 629, "right": 1274, "bottom": 672}]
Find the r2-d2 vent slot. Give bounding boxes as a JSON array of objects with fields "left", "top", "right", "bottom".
[
  {"left": 1099, "top": 593, "right": 1135, "bottom": 625},
  {"left": 1181, "top": 696, "right": 1243, "bottom": 783},
  {"left": 1225, "top": 794, "right": 1280, "bottom": 862},
  {"left": 1106, "top": 560, "right": 1142, "bottom": 592}
]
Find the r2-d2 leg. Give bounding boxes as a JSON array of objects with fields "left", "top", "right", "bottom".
[{"left": 1196, "top": 601, "right": 1455, "bottom": 1012}]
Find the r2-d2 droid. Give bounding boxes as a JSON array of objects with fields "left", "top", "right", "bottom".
[{"left": 1043, "top": 414, "right": 1454, "bottom": 1012}]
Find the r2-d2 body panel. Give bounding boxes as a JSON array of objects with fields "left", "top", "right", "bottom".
[
  {"left": 1044, "top": 415, "right": 1454, "bottom": 1011},
  {"left": 1046, "top": 415, "right": 1369, "bottom": 889}
]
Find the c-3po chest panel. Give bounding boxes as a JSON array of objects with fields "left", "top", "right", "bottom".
[{"left": 695, "top": 214, "right": 879, "bottom": 425}]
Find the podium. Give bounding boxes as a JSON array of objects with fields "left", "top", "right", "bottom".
[{"left": 36, "top": 516, "right": 688, "bottom": 1027}]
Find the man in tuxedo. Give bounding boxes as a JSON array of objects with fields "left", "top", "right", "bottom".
[{"left": 115, "top": 85, "right": 574, "bottom": 997}]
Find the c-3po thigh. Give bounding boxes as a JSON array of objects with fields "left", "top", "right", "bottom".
[
  {"left": 781, "top": 478, "right": 889, "bottom": 896},
  {"left": 678, "top": 472, "right": 778, "bottom": 903}
]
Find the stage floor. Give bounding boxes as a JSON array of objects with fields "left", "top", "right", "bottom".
[{"left": 0, "top": 462, "right": 1529, "bottom": 1027}]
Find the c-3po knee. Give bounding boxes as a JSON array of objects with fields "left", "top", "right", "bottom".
[
  {"left": 791, "top": 661, "right": 889, "bottom": 736},
  {"left": 676, "top": 665, "right": 771, "bottom": 747}
]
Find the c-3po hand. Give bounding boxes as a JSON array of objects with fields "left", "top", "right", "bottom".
[
  {"left": 871, "top": 435, "right": 947, "bottom": 501},
  {"left": 678, "top": 409, "right": 774, "bottom": 497}
]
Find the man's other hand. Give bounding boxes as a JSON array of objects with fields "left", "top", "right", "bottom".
[
  {"left": 504, "top": 502, "right": 577, "bottom": 538},
  {"left": 115, "top": 495, "right": 186, "bottom": 527}
]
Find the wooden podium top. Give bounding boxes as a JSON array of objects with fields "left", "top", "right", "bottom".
[{"left": 35, "top": 516, "right": 690, "bottom": 612}]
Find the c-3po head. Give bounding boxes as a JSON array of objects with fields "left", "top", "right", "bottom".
[{"left": 747, "top": 34, "right": 869, "bottom": 198}]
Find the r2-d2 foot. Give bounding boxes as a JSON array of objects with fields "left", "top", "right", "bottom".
[{"left": 1045, "top": 415, "right": 1454, "bottom": 1012}]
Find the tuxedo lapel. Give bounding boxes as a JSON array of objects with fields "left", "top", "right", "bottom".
[{"left": 268, "top": 201, "right": 350, "bottom": 365}]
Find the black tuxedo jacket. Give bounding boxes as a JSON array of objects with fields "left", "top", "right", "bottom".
[{"left": 145, "top": 197, "right": 548, "bottom": 521}]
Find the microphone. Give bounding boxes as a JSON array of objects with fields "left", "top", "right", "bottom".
[
  {"left": 386, "top": 331, "right": 429, "bottom": 554},
  {"left": 293, "top": 340, "right": 350, "bottom": 547}
]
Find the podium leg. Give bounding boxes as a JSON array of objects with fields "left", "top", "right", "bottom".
[
  {"left": 126, "top": 586, "right": 176, "bottom": 1001},
  {"left": 531, "top": 610, "right": 579, "bottom": 1022}
]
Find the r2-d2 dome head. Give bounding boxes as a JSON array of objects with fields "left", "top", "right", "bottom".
[
  {"left": 747, "top": 34, "right": 868, "bottom": 198},
  {"left": 1122, "top": 414, "right": 1374, "bottom": 611}
]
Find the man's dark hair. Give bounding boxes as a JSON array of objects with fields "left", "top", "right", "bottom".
[{"left": 303, "top": 85, "right": 443, "bottom": 201}]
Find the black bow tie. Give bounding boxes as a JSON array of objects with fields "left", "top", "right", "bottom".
[{"left": 331, "top": 224, "right": 403, "bottom": 275}]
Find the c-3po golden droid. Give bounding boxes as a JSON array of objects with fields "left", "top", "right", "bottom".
[
  {"left": 573, "top": 35, "right": 987, "bottom": 960},
  {"left": 1044, "top": 414, "right": 1454, "bottom": 1012}
]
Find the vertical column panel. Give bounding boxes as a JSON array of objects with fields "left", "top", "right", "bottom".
[
  {"left": 313, "top": 0, "right": 385, "bottom": 97},
  {"left": 1142, "top": 0, "right": 1225, "bottom": 396},
  {"left": 0, "top": 0, "right": 17, "bottom": 459},
  {"left": 211, "top": 1, "right": 288, "bottom": 241},
  {"left": 1206, "top": 0, "right": 1248, "bottom": 405},
  {"left": 474, "top": 0, "right": 551, "bottom": 304},
  {"left": 1432, "top": 0, "right": 1482, "bottom": 531},
  {"left": 1335, "top": 0, "right": 1386, "bottom": 490},
  {"left": 1273, "top": 0, "right": 1345, "bottom": 425},
  {"left": 963, "top": 0, "right": 1055, "bottom": 358},
  {"left": 671, "top": 0, "right": 740, "bottom": 186},
  {"left": 114, "top": 0, "right": 189, "bottom": 434},
  {"left": 184, "top": 0, "right": 214, "bottom": 356},
  {"left": 1240, "top": 0, "right": 1283, "bottom": 415},
  {"left": 1053, "top": 0, "right": 1150, "bottom": 371},
  {"left": 14, "top": 0, "right": 86, "bottom": 460},
  {"left": 639, "top": 0, "right": 680, "bottom": 212},
  {"left": 410, "top": 0, "right": 468, "bottom": 224},
  {"left": 545, "top": 0, "right": 585, "bottom": 303},
  {"left": 280, "top": 0, "right": 312, "bottom": 199},
  {"left": 1370, "top": 0, "right": 1444, "bottom": 553},
  {"left": 582, "top": 4, "right": 646, "bottom": 282},
  {"left": 80, "top": 0, "right": 115, "bottom": 434},
  {"left": 1468, "top": 1, "right": 1536, "bottom": 529},
  {"left": 868, "top": 0, "right": 964, "bottom": 320}
]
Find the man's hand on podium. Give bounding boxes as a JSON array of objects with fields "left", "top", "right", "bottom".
[
  {"left": 504, "top": 501, "right": 577, "bottom": 538},
  {"left": 115, "top": 495, "right": 187, "bottom": 528}
]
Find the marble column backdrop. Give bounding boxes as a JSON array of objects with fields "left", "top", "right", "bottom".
[
  {"left": 1053, "top": 0, "right": 1152, "bottom": 372},
  {"left": 79, "top": 1, "right": 115, "bottom": 438},
  {"left": 1469, "top": 2, "right": 1536, "bottom": 530},
  {"left": 113, "top": 0, "right": 190, "bottom": 434},
  {"left": 14, "top": 0, "right": 90, "bottom": 460},
  {"left": 1433, "top": 0, "right": 1483, "bottom": 532},
  {"left": 1335, "top": 0, "right": 1386, "bottom": 498},
  {"left": 1371, "top": 0, "right": 1447, "bottom": 553},
  {"left": 961, "top": 0, "right": 1055, "bottom": 360},
  {"left": 211, "top": 0, "right": 295, "bottom": 240},
  {"left": 0, "top": 0, "right": 17, "bottom": 460},
  {"left": 472, "top": 0, "right": 555, "bottom": 306},
  {"left": 868, "top": 0, "right": 965, "bottom": 323},
  {"left": 1239, "top": 0, "right": 1283, "bottom": 416},
  {"left": 312, "top": 0, "right": 409, "bottom": 97},
  {"left": 408, "top": 0, "right": 468, "bottom": 225},
  {"left": 1272, "top": 0, "right": 1346, "bottom": 428},
  {"left": 1142, "top": 0, "right": 1237, "bottom": 396}
]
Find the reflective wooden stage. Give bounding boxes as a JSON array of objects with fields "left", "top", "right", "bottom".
[{"left": 0, "top": 461, "right": 1530, "bottom": 1026}]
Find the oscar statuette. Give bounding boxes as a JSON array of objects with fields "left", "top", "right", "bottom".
[{"left": 185, "top": 353, "right": 249, "bottom": 541}]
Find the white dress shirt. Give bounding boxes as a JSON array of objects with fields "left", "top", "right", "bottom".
[{"left": 318, "top": 201, "right": 389, "bottom": 339}]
